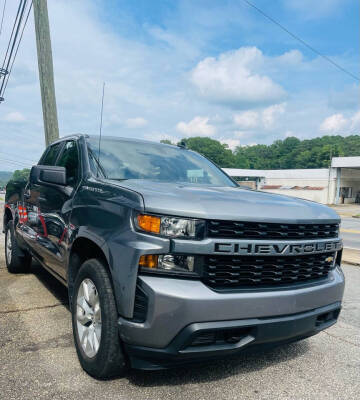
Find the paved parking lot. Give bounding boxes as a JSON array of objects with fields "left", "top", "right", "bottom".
[{"left": 1, "top": 205, "right": 360, "bottom": 400}]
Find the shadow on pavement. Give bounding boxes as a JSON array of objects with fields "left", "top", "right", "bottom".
[
  {"left": 126, "top": 340, "right": 310, "bottom": 386},
  {"left": 30, "top": 261, "right": 70, "bottom": 310}
]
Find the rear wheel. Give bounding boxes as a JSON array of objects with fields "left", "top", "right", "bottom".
[
  {"left": 71, "top": 258, "right": 127, "bottom": 379},
  {"left": 5, "top": 220, "right": 32, "bottom": 273}
]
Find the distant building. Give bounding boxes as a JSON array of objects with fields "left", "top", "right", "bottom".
[{"left": 223, "top": 156, "right": 360, "bottom": 205}]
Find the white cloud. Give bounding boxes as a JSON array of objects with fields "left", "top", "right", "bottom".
[
  {"left": 275, "top": 50, "right": 303, "bottom": 65},
  {"left": 351, "top": 111, "right": 360, "bottom": 130},
  {"left": 2, "top": 111, "right": 26, "bottom": 123},
  {"left": 234, "top": 131, "right": 250, "bottom": 139},
  {"left": 219, "top": 138, "right": 241, "bottom": 150},
  {"left": 239, "top": 142, "right": 258, "bottom": 147},
  {"left": 233, "top": 103, "right": 286, "bottom": 131},
  {"left": 320, "top": 113, "right": 348, "bottom": 133},
  {"left": 143, "top": 132, "right": 179, "bottom": 144},
  {"left": 191, "top": 47, "right": 286, "bottom": 108},
  {"left": 262, "top": 103, "right": 286, "bottom": 129},
  {"left": 125, "top": 117, "right": 148, "bottom": 128},
  {"left": 233, "top": 111, "right": 259, "bottom": 129},
  {"left": 176, "top": 116, "right": 216, "bottom": 136}
]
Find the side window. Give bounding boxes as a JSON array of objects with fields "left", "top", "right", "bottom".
[
  {"left": 41, "top": 142, "right": 63, "bottom": 166},
  {"left": 56, "top": 141, "right": 79, "bottom": 186}
]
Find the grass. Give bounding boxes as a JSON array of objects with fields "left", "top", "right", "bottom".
[{"left": 353, "top": 214, "right": 360, "bottom": 218}]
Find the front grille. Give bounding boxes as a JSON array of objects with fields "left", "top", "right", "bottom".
[
  {"left": 203, "top": 252, "right": 336, "bottom": 289},
  {"left": 207, "top": 220, "right": 339, "bottom": 240},
  {"left": 187, "top": 327, "right": 253, "bottom": 348}
]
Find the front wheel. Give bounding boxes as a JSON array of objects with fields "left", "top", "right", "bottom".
[
  {"left": 5, "top": 220, "right": 32, "bottom": 273},
  {"left": 71, "top": 258, "right": 127, "bottom": 379}
]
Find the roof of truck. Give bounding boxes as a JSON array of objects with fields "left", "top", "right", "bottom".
[{"left": 54, "top": 134, "right": 177, "bottom": 148}]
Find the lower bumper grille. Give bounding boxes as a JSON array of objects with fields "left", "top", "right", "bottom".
[
  {"left": 132, "top": 285, "right": 148, "bottom": 322},
  {"left": 203, "top": 252, "right": 336, "bottom": 289}
]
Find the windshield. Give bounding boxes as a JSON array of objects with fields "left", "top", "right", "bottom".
[{"left": 87, "top": 137, "right": 236, "bottom": 187}]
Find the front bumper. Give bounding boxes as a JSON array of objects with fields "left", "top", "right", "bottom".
[
  {"left": 118, "top": 266, "right": 344, "bottom": 366},
  {"left": 124, "top": 302, "right": 341, "bottom": 369}
]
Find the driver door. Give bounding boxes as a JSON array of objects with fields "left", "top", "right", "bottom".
[{"left": 24, "top": 140, "right": 80, "bottom": 280}]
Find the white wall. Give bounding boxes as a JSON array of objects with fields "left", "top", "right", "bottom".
[
  {"left": 224, "top": 162, "right": 360, "bottom": 205},
  {"left": 224, "top": 168, "right": 329, "bottom": 179},
  {"left": 224, "top": 167, "right": 335, "bottom": 204},
  {"left": 261, "top": 188, "right": 328, "bottom": 203}
]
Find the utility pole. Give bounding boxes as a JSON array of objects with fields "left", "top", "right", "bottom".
[{"left": 33, "top": 0, "right": 59, "bottom": 146}]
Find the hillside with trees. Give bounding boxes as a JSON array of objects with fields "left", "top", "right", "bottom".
[
  {"left": 0, "top": 171, "right": 13, "bottom": 189},
  {"left": 162, "top": 135, "right": 360, "bottom": 169},
  {"left": 0, "top": 169, "right": 31, "bottom": 190}
]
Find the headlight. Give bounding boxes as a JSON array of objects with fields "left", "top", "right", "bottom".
[
  {"left": 135, "top": 213, "right": 205, "bottom": 239},
  {"left": 158, "top": 254, "right": 195, "bottom": 272},
  {"left": 139, "top": 254, "right": 198, "bottom": 276}
]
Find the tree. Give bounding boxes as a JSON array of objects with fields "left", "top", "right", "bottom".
[
  {"left": 11, "top": 168, "right": 31, "bottom": 182},
  {"left": 0, "top": 171, "right": 13, "bottom": 188},
  {"left": 160, "top": 139, "right": 173, "bottom": 145},
  {"left": 180, "top": 137, "right": 235, "bottom": 167},
  {"left": 156, "top": 134, "right": 360, "bottom": 169}
]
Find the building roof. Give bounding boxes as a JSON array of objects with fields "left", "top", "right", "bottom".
[
  {"left": 331, "top": 157, "right": 360, "bottom": 168},
  {"left": 260, "top": 185, "right": 325, "bottom": 191},
  {"left": 223, "top": 168, "right": 329, "bottom": 179}
]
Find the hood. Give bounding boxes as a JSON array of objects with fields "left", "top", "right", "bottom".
[{"left": 109, "top": 180, "right": 340, "bottom": 223}]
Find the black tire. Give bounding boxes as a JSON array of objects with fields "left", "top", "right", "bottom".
[
  {"left": 5, "top": 220, "right": 32, "bottom": 273},
  {"left": 71, "top": 258, "right": 127, "bottom": 379}
]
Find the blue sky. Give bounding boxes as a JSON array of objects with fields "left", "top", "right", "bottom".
[{"left": 0, "top": 0, "right": 359, "bottom": 170}]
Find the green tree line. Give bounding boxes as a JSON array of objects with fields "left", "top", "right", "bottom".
[
  {"left": 0, "top": 169, "right": 30, "bottom": 189},
  {"left": 162, "top": 135, "right": 360, "bottom": 169}
]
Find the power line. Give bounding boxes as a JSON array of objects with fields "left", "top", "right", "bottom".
[
  {"left": 0, "top": 154, "right": 34, "bottom": 165},
  {"left": 0, "top": 0, "right": 28, "bottom": 100},
  {"left": 0, "top": 157, "right": 32, "bottom": 167},
  {"left": 0, "top": 0, "right": 6, "bottom": 38},
  {"left": 0, "top": 1, "right": 23, "bottom": 74},
  {"left": 0, "top": 0, "right": 28, "bottom": 96},
  {"left": 2, "top": 0, "right": 32, "bottom": 95},
  {"left": 0, "top": 151, "right": 37, "bottom": 164},
  {"left": 242, "top": 0, "right": 360, "bottom": 82}
]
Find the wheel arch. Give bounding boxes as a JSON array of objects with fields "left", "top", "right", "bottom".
[
  {"left": 4, "top": 206, "right": 13, "bottom": 229},
  {"left": 68, "top": 236, "right": 111, "bottom": 305}
]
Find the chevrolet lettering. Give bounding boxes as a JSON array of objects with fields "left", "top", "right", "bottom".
[
  {"left": 214, "top": 240, "right": 343, "bottom": 255},
  {"left": 3, "top": 135, "right": 345, "bottom": 378}
]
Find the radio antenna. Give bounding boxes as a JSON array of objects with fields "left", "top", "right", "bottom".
[{"left": 97, "top": 82, "right": 105, "bottom": 177}]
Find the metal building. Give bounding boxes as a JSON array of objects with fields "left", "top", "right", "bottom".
[{"left": 223, "top": 156, "right": 360, "bottom": 205}]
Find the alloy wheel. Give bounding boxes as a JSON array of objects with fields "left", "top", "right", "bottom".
[
  {"left": 6, "top": 230, "right": 12, "bottom": 264},
  {"left": 76, "top": 278, "right": 102, "bottom": 358}
]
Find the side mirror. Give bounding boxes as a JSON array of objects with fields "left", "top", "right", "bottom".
[{"left": 30, "top": 165, "right": 67, "bottom": 186}]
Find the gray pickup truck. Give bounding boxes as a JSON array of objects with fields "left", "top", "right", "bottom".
[{"left": 4, "top": 134, "right": 344, "bottom": 378}]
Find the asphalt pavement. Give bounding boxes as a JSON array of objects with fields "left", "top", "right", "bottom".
[
  {"left": 1, "top": 203, "right": 360, "bottom": 399},
  {"left": 341, "top": 217, "right": 360, "bottom": 250}
]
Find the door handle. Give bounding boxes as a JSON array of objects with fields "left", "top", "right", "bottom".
[
  {"left": 24, "top": 192, "right": 31, "bottom": 199},
  {"left": 38, "top": 196, "right": 47, "bottom": 203}
]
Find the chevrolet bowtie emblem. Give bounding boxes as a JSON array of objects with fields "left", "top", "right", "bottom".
[{"left": 325, "top": 256, "right": 334, "bottom": 263}]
